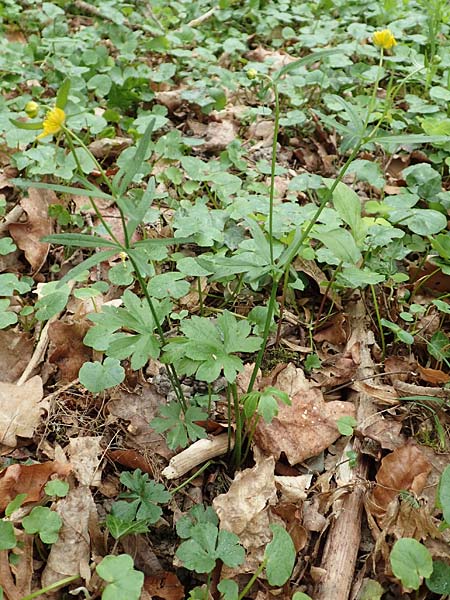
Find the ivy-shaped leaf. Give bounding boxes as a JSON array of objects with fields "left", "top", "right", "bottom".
[
  {"left": 151, "top": 402, "right": 207, "bottom": 449},
  {"left": 96, "top": 554, "right": 144, "bottom": 600}
]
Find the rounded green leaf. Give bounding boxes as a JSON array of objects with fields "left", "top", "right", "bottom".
[
  {"left": 390, "top": 538, "right": 433, "bottom": 590},
  {"left": 0, "top": 521, "right": 16, "bottom": 550},
  {"left": 22, "top": 506, "right": 62, "bottom": 544},
  {"left": 79, "top": 357, "right": 125, "bottom": 393},
  {"left": 265, "top": 524, "right": 296, "bottom": 586},
  {"left": 426, "top": 560, "right": 450, "bottom": 594},
  {"left": 96, "top": 554, "right": 144, "bottom": 600}
]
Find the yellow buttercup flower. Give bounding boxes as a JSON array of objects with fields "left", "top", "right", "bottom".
[
  {"left": 37, "top": 106, "right": 66, "bottom": 139},
  {"left": 372, "top": 29, "right": 397, "bottom": 50}
]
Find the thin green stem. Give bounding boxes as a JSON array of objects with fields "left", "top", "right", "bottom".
[
  {"left": 20, "top": 575, "right": 80, "bottom": 600},
  {"left": 267, "top": 80, "right": 280, "bottom": 267},
  {"left": 370, "top": 284, "right": 386, "bottom": 359},
  {"left": 64, "top": 127, "right": 130, "bottom": 248},
  {"left": 247, "top": 276, "right": 279, "bottom": 393},
  {"left": 128, "top": 256, "right": 186, "bottom": 409},
  {"left": 63, "top": 131, "right": 122, "bottom": 247},
  {"left": 170, "top": 460, "right": 212, "bottom": 494},
  {"left": 238, "top": 559, "right": 267, "bottom": 600}
]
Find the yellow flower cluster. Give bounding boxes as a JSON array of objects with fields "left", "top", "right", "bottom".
[
  {"left": 37, "top": 106, "right": 66, "bottom": 139},
  {"left": 372, "top": 29, "right": 397, "bottom": 50}
]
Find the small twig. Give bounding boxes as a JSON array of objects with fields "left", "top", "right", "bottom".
[
  {"left": 0, "top": 205, "right": 24, "bottom": 234},
  {"left": 185, "top": 7, "right": 216, "bottom": 28}
]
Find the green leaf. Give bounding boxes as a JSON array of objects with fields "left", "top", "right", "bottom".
[
  {"left": 427, "top": 331, "right": 450, "bottom": 361},
  {"left": 96, "top": 554, "right": 144, "bottom": 600},
  {"left": 42, "top": 233, "right": 120, "bottom": 249},
  {"left": 0, "top": 521, "right": 16, "bottom": 550},
  {"left": 55, "top": 78, "right": 71, "bottom": 110},
  {"left": 328, "top": 180, "right": 365, "bottom": 243},
  {"left": 369, "top": 134, "right": 450, "bottom": 146},
  {"left": 10, "top": 118, "right": 43, "bottom": 131},
  {"left": 438, "top": 465, "right": 450, "bottom": 524},
  {"left": 397, "top": 209, "right": 447, "bottom": 236},
  {"left": 79, "top": 357, "right": 125, "bottom": 393},
  {"left": 217, "top": 579, "right": 239, "bottom": 600},
  {"left": 147, "top": 272, "right": 190, "bottom": 299},
  {"left": 106, "top": 515, "right": 149, "bottom": 540},
  {"left": 390, "top": 538, "right": 433, "bottom": 590},
  {"left": 292, "top": 594, "right": 313, "bottom": 600},
  {"left": 58, "top": 250, "right": 118, "bottom": 284},
  {"left": 273, "top": 48, "right": 341, "bottom": 81},
  {"left": 176, "top": 522, "right": 244, "bottom": 574},
  {"left": 5, "top": 494, "right": 27, "bottom": 517},
  {"left": 151, "top": 402, "right": 207, "bottom": 449},
  {"left": 22, "top": 506, "right": 62, "bottom": 544},
  {"left": 116, "top": 119, "right": 154, "bottom": 194},
  {"left": 44, "top": 480, "right": 69, "bottom": 498},
  {"left": 35, "top": 286, "right": 71, "bottom": 321},
  {"left": 426, "top": 560, "right": 450, "bottom": 594},
  {"left": 314, "top": 228, "right": 362, "bottom": 264},
  {"left": 265, "top": 524, "right": 296, "bottom": 586},
  {"left": 258, "top": 387, "right": 290, "bottom": 423},
  {"left": 337, "top": 416, "right": 357, "bottom": 436},
  {"left": 0, "top": 273, "right": 32, "bottom": 296},
  {"left": 116, "top": 469, "right": 171, "bottom": 524},
  {"left": 176, "top": 505, "right": 218, "bottom": 540},
  {"left": 12, "top": 179, "right": 113, "bottom": 200},
  {"left": 0, "top": 238, "right": 16, "bottom": 255},
  {"left": 0, "top": 299, "right": 17, "bottom": 329}
]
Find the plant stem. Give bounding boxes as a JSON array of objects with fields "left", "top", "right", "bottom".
[
  {"left": 247, "top": 276, "right": 279, "bottom": 392},
  {"left": 267, "top": 79, "right": 280, "bottom": 267},
  {"left": 238, "top": 559, "right": 267, "bottom": 600},
  {"left": 128, "top": 257, "right": 186, "bottom": 409},
  {"left": 170, "top": 460, "right": 212, "bottom": 494},
  {"left": 20, "top": 575, "right": 80, "bottom": 600}
]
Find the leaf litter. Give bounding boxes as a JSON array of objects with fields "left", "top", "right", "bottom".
[{"left": 0, "top": 2, "right": 450, "bottom": 600}]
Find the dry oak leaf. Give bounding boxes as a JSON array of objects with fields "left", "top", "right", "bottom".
[
  {"left": 143, "top": 572, "right": 185, "bottom": 600},
  {"left": 9, "top": 187, "right": 56, "bottom": 272},
  {"left": 0, "top": 376, "right": 47, "bottom": 447},
  {"left": 254, "top": 364, "right": 355, "bottom": 465},
  {"left": 0, "top": 330, "right": 34, "bottom": 383},
  {"left": 41, "top": 486, "right": 97, "bottom": 588},
  {"left": 48, "top": 320, "right": 92, "bottom": 382},
  {"left": 0, "top": 461, "right": 71, "bottom": 511},
  {"left": 213, "top": 453, "right": 277, "bottom": 550},
  {"left": 369, "top": 441, "right": 432, "bottom": 520},
  {"left": 417, "top": 364, "right": 450, "bottom": 385},
  {"left": 67, "top": 436, "right": 102, "bottom": 487}
]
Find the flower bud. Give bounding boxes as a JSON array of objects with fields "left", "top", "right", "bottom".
[
  {"left": 24, "top": 101, "right": 39, "bottom": 118},
  {"left": 246, "top": 68, "right": 258, "bottom": 80}
]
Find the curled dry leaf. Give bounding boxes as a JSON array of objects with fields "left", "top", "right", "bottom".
[
  {"left": 313, "top": 313, "right": 347, "bottom": 345},
  {"left": 369, "top": 442, "right": 432, "bottom": 521},
  {"left": 0, "top": 461, "right": 71, "bottom": 511},
  {"left": 41, "top": 486, "right": 97, "bottom": 587},
  {"left": 196, "top": 118, "right": 237, "bottom": 154},
  {"left": 48, "top": 320, "right": 92, "bottom": 382},
  {"left": 213, "top": 452, "right": 278, "bottom": 571},
  {"left": 254, "top": 364, "right": 356, "bottom": 465},
  {"left": 0, "top": 376, "right": 47, "bottom": 448},
  {"left": 417, "top": 364, "right": 450, "bottom": 385},
  {"left": 9, "top": 187, "right": 56, "bottom": 272},
  {"left": 143, "top": 572, "right": 185, "bottom": 600},
  {"left": 67, "top": 437, "right": 103, "bottom": 487},
  {"left": 0, "top": 330, "right": 34, "bottom": 383}
]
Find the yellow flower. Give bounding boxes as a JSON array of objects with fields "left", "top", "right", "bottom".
[
  {"left": 36, "top": 106, "right": 66, "bottom": 139},
  {"left": 372, "top": 29, "right": 397, "bottom": 50}
]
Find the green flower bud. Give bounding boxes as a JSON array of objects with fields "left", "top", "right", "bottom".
[
  {"left": 25, "top": 101, "right": 39, "bottom": 118},
  {"left": 246, "top": 68, "right": 258, "bottom": 80}
]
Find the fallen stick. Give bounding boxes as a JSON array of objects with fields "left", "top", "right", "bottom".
[
  {"left": 162, "top": 434, "right": 233, "bottom": 480},
  {"left": 314, "top": 296, "right": 375, "bottom": 600}
]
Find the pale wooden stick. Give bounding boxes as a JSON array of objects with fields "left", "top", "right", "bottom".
[
  {"left": 162, "top": 434, "right": 233, "bottom": 480},
  {"left": 314, "top": 296, "right": 375, "bottom": 600}
]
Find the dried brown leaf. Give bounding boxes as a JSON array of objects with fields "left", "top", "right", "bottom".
[
  {"left": 48, "top": 320, "right": 91, "bottom": 381},
  {"left": 0, "top": 461, "right": 71, "bottom": 511},
  {"left": 254, "top": 364, "right": 355, "bottom": 464},
  {"left": 9, "top": 188, "right": 56, "bottom": 272},
  {"left": 0, "top": 376, "right": 47, "bottom": 447},
  {"left": 417, "top": 364, "right": 450, "bottom": 385},
  {"left": 0, "top": 330, "right": 34, "bottom": 383},
  {"left": 67, "top": 437, "right": 102, "bottom": 486},
  {"left": 143, "top": 572, "right": 184, "bottom": 600},
  {"left": 41, "top": 486, "right": 97, "bottom": 587},
  {"left": 369, "top": 442, "right": 432, "bottom": 520}
]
